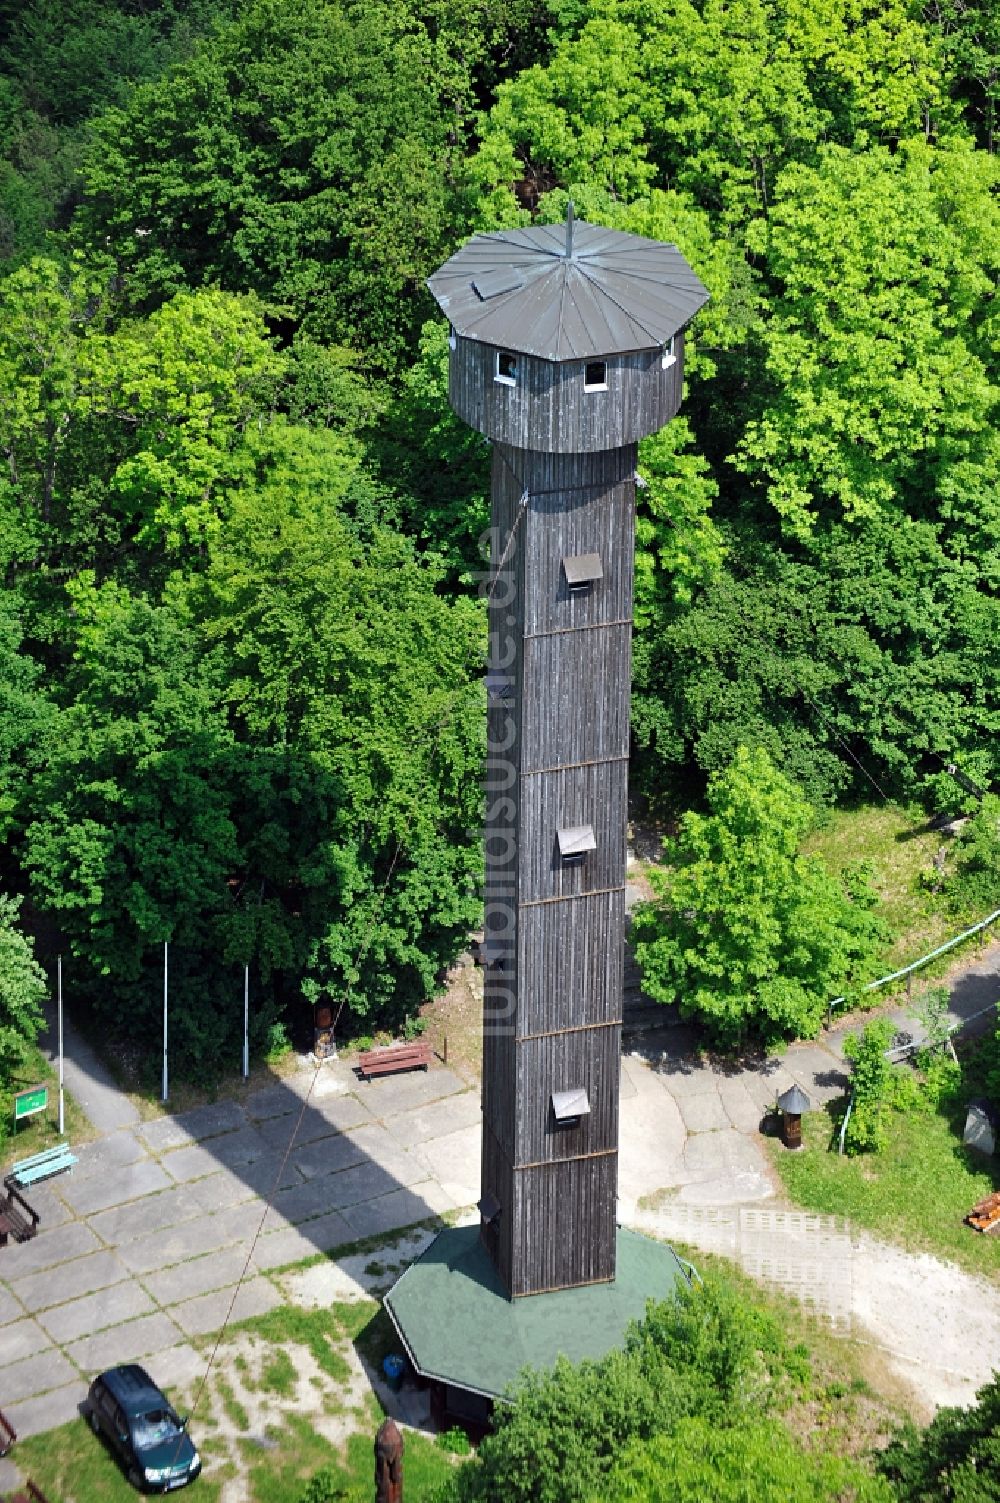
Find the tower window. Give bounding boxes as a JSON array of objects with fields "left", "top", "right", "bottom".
[
  {"left": 584, "top": 360, "right": 607, "bottom": 390},
  {"left": 557, "top": 824, "right": 596, "bottom": 864},
  {"left": 551, "top": 1088, "right": 590, "bottom": 1127},
  {"left": 661, "top": 337, "right": 676, "bottom": 369},
  {"left": 495, "top": 350, "right": 518, "bottom": 385},
  {"left": 562, "top": 552, "right": 603, "bottom": 595}
]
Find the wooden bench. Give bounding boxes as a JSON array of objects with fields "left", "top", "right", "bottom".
[
  {"left": 0, "top": 1405, "right": 16, "bottom": 1456},
  {"left": 967, "top": 1190, "right": 1000, "bottom": 1234},
  {"left": 0, "top": 1183, "right": 40, "bottom": 1247},
  {"left": 10, "top": 1483, "right": 52, "bottom": 1503},
  {"left": 5, "top": 1142, "right": 77, "bottom": 1188},
  {"left": 357, "top": 1041, "right": 433, "bottom": 1081}
]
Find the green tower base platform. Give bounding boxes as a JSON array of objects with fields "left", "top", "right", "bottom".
[{"left": 383, "top": 1224, "right": 690, "bottom": 1425}]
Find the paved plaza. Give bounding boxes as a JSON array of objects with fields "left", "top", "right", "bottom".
[{"left": 2, "top": 938, "right": 999, "bottom": 1473}]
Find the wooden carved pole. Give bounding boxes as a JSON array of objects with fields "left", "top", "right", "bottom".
[{"left": 375, "top": 1417, "right": 404, "bottom": 1503}]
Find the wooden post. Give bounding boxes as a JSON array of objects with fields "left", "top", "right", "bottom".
[
  {"left": 443, "top": 1034, "right": 448, "bottom": 1066},
  {"left": 375, "top": 1417, "right": 404, "bottom": 1503}
]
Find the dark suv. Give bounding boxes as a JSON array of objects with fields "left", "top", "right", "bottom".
[{"left": 87, "top": 1364, "right": 201, "bottom": 1492}]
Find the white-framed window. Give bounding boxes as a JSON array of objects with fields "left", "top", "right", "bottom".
[
  {"left": 448, "top": 324, "right": 457, "bottom": 351},
  {"left": 661, "top": 336, "right": 677, "bottom": 369},
  {"left": 495, "top": 349, "right": 518, "bottom": 385},
  {"left": 584, "top": 359, "right": 608, "bottom": 391}
]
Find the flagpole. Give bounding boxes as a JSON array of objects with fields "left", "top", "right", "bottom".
[
  {"left": 242, "top": 965, "right": 249, "bottom": 1079},
  {"left": 57, "top": 954, "right": 65, "bottom": 1135},
  {"left": 162, "top": 941, "right": 169, "bottom": 1103}
]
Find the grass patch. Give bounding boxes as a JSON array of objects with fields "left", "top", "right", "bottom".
[
  {"left": 281, "top": 1426, "right": 458, "bottom": 1503},
  {"left": 0, "top": 1041, "right": 95, "bottom": 1167},
  {"left": 767, "top": 1095, "right": 1000, "bottom": 1281},
  {"left": 230, "top": 1303, "right": 355, "bottom": 1383},
  {"left": 260, "top": 1347, "right": 298, "bottom": 1398},
  {"left": 801, "top": 803, "right": 977, "bottom": 976},
  {"left": 11, "top": 1415, "right": 223, "bottom": 1503},
  {"left": 240, "top": 1412, "right": 457, "bottom": 1503},
  {"left": 216, "top": 1374, "right": 250, "bottom": 1430}
]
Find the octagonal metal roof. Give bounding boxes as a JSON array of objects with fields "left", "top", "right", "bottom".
[{"left": 427, "top": 209, "right": 710, "bottom": 364}]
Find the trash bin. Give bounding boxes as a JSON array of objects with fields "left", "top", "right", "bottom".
[{"left": 383, "top": 1354, "right": 405, "bottom": 1392}]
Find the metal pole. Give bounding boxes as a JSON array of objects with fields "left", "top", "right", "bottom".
[
  {"left": 243, "top": 965, "right": 249, "bottom": 1079},
  {"left": 57, "top": 954, "right": 65, "bottom": 1136},
  {"left": 162, "top": 942, "right": 169, "bottom": 1103}
]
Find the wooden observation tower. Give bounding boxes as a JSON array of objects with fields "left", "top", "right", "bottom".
[{"left": 428, "top": 209, "right": 709, "bottom": 1298}]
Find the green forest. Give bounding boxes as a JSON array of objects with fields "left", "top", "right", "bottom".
[{"left": 0, "top": 0, "right": 998, "bottom": 1084}]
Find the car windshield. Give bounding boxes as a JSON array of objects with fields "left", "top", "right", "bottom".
[{"left": 132, "top": 1408, "right": 183, "bottom": 1448}]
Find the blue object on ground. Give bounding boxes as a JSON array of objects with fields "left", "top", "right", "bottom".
[{"left": 383, "top": 1354, "right": 405, "bottom": 1391}]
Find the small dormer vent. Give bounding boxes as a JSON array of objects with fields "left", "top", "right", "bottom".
[
  {"left": 562, "top": 553, "right": 603, "bottom": 594},
  {"left": 557, "top": 825, "right": 596, "bottom": 864}
]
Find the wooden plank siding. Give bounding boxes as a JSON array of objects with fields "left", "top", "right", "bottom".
[
  {"left": 510, "top": 1155, "right": 618, "bottom": 1295},
  {"left": 517, "top": 890, "right": 624, "bottom": 1036},
  {"left": 515, "top": 1024, "right": 621, "bottom": 1164},
  {"left": 450, "top": 335, "right": 685, "bottom": 454},
  {"left": 479, "top": 435, "right": 636, "bottom": 1297}
]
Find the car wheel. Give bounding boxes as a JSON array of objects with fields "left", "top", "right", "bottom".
[
  {"left": 88, "top": 1409, "right": 101, "bottom": 1436},
  {"left": 127, "top": 1463, "right": 145, "bottom": 1491}
]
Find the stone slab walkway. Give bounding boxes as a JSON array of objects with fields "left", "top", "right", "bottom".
[{"left": 2, "top": 935, "right": 998, "bottom": 1473}]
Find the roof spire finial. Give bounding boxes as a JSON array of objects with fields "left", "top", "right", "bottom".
[{"left": 565, "top": 199, "right": 574, "bottom": 259}]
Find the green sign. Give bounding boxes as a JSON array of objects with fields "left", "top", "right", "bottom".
[{"left": 14, "top": 1085, "right": 47, "bottom": 1123}]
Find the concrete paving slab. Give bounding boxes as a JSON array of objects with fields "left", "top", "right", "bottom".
[
  {"left": 2, "top": 1317, "right": 52, "bottom": 1362},
  {"left": 171, "top": 1100, "right": 247, "bottom": 1142},
  {"left": 171, "top": 1276, "right": 280, "bottom": 1338},
  {"left": 781, "top": 1045, "right": 849, "bottom": 1103},
  {"left": 145, "top": 1342, "right": 206, "bottom": 1394},
  {"left": 143, "top": 1243, "right": 254, "bottom": 1306},
  {"left": 61, "top": 1160, "right": 173, "bottom": 1216},
  {"left": 414, "top": 1125, "right": 481, "bottom": 1208},
  {"left": 87, "top": 1184, "right": 201, "bottom": 1246},
  {"left": 683, "top": 1127, "right": 766, "bottom": 1175},
  {"left": 244, "top": 1084, "right": 299, "bottom": 1121},
  {"left": 70, "top": 1129, "right": 148, "bottom": 1180},
  {"left": 717, "top": 1076, "right": 768, "bottom": 1134},
  {"left": 312, "top": 1093, "right": 375, "bottom": 1131},
  {"left": 0, "top": 1220, "right": 100, "bottom": 1279},
  {"left": 383, "top": 1092, "right": 481, "bottom": 1148},
  {"left": 652, "top": 1060, "right": 719, "bottom": 1097},
  {"left": 5, "top": 1381, "right": 83, "bottom": 1439},
  {"left": 290, "top": 1060, "right": 358, "bottom": 1099},
  {"left": 313, "top": 1159, "right": 427, "bottom": 1212},
  {"left": 160, "top": 1124, "right": 273, "bottom": 1183},
  {"left": 287, "top": 1132, "right": 368, "bottom": 1183},
  {"left": 675, "top": 1089, "right": 731, "bottom": 1134},
  {"left": 117, "top": 1204, "right": 251, "bottom": 1275},
  {"left": 254, "top": 1092, "right": 373, "bottom": 1149},
  {"left": 340, "top": 1183, "right": 451, "bottom": 1241},
  {"left": 10, "top": 1248, "right": 132, "bottom": 1312},
  {"left": 251, "top": 1211, "right": 355, "bottom": 1271},
  {"left": 0, "top": 1285, "right": 26, "bottom": 1324},
  {"left": 187, "top": 1167, "right": 275, "bottom": 1215},
  {"left": 40, "top": 1279, "right": 156, "bottom": 1344},
  {"left": 254, "top": 1111, "right": 338, "bottom": 1153},
  {"left": 342, "top": 1124, "right": 432, "bottom": 1185},
  {"left": 139, "top": 1116, "right": 198, "bottom": 1154},
  {"left": 4, "top": 1347, "right": 79, "bottom": 1404},
  {"left": 67, "top": 1311, "right": 185, "bottom": 1374},
  {"left": 353, "top": 1066, "right": 466, "bottom": 1115},
  {"left": 263, "top": 1176, "right": 355, "bottom": 1229}
]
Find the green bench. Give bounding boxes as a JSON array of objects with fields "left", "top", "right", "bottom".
[{"left": 5, "top": 1142, "right": 77, "bottom": 1188}]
